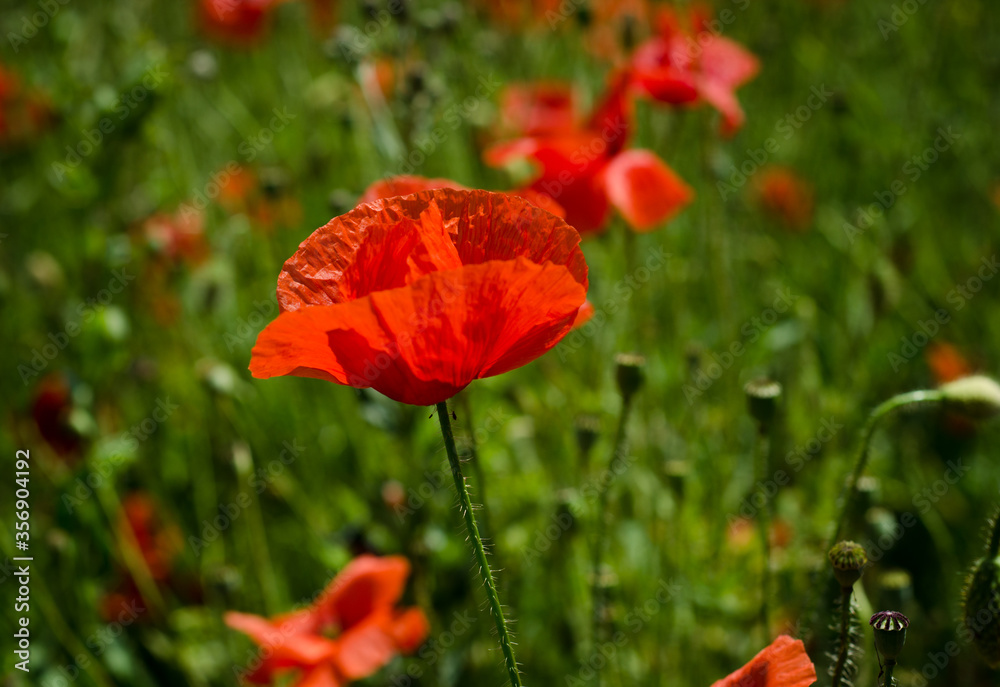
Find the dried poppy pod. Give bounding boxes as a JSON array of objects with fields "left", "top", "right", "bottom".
[
  {"left": 964, "top": 555, "right": 1000, "bottom": 667},
  {"left": 870, "top": 610, "right": 909, "bottom": 661},
  {"left": 940, "top": 375, "right": 1000, "bottom": 421},
  {"left": 829, "top": 541, "right": 868, "bottom": 589}
]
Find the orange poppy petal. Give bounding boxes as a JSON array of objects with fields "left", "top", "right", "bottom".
[
  {"left": 389, "top": 608, "right": 430, "bottom": 652},
  {"left": 360, "top": 176, "right": 467, "bottom": 204},
  {"left": 294, "top": 664, "right": 342, "bottom": 687},
  {"left": 710, "top": 635, "right": 817, "bottom": 687},
  {"left": 249, "top": 308, "right": 353, "bottom": 384},
  {"left": 224, "top": 612, "right": 339, "bottom": 666},
  {"left": 603, "top": 149, "right": 694, "bottom": 230},
  {"left": 315, "top": 555, "right": 412, "bottom": 630}
]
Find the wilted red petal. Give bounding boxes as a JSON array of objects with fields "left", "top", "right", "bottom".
[
  {"left": 360, "top": 176, "right": 467, "bottom": 204},
  {"left": 603, "top": 149, "right": 694, "bottom": 230},
  {"left": 710, "top": 635, "right": 817, "bottom": 687}
]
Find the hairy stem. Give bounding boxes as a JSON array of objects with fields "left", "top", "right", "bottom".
[
  {"left": 830, "top": 587, "right": 853, "bottom": 687},
  {"left": 437, "top": 402, "right": 522, "bottom": 687}
]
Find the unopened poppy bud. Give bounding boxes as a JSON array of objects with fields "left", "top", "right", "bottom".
[
  {"left": 940, "top": 375, "right": 1000, "bottom": 421},
  {"left": 574, "top": 414, "right": 601, "bottom": 459},
  {"left": 615, "top": 353, "right": 645, "bottom": 401},
  {"left": 964, "top": 555, "right": 1000, "bottom": 667},
  {"left": 829, "top": 541, "right": 868, "bottom": 589},
  {"left": 869, "top": 610, "right": 908, "bottom": 661},
  {"left": 744, "top": 377, "right": 782, "bottom": 429}
]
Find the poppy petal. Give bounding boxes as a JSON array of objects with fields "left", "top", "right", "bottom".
[
  {"left": 698, "top": 78, "right": 746, "bottom": 136},
  {"left": 710, "top": 635, "right": 817, "bottom": 687},
  {"left": 294, "top": 664, "right": 342, "bottom": 687},
  {"left": 320, "top": 258, "right": 586, "bottom": 405},
  {"left": 331, "top": 616, "right": 399, "bottom": 680},
  {"left": 572, "top": 300, "right": 595, "bottom": 329},
  {"left": 700, "top": 36, "right": 760, "bottom": 89},
  {"left": 389, "top": 608, "right": 430, "bottom": 652},
  {"left": 603, "top": 149, "right": 694, "bottom": 230},
  {"left": 360, "top": 176, "right": 467, "bottom": 204},
  {"left": 315, "top": 555, "right": 412, "bottom": 630},
  {"left": 224, "top": 612, "right": 339, "bottom": 666}
]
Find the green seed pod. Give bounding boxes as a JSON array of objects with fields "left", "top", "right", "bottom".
[
  {"left": 870, "top": 610, "right": 908, "bottom": 661},
  {"left": 940, "top": 375, "right": 1000, "bottom": 421},
  {"left": 614, "top": 353, "right": 646, "bottom": 401},
  {"left": 829, "top": 541, "right": 868, "bottom": 589},
  {"left": 964, "top": 555, "right": 1000, "bottom": 667}
]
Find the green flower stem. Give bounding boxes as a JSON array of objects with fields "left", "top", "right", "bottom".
[
  {"left": 830, "top": 587, "right": 853, "bottom": 687},
  {"left": 437, "top": 402, "right": 522, "bottom": 687},
  {"left": 830, "top": 389, "right": 942, "bottom": 546},
  {"left": 590, "top": 393, "right": 634, "bottom": 680},
  {"left": 755, "top": 430, "right": 772, "bottom": 638},
  {"left": 883, "top": 659, "right": 896, "bottom": 686}
]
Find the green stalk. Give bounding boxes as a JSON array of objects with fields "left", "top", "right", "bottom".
[
  {"left": 755, "top": 431, "right": 772, "bottom": 638},
  {"left": 829, "top": 389, "right": 941, "bottom": 547},
  {"left": 590, "top": 393, "right": 634, "bottom": 683},
  {"left": 830, "top": 587, "right": 853, "bottom": 687},
  {"left": 437, "top": 402, "right": 522, "bottom": 687},
  {"left": 883, "top": 659, "right": 896, "bottom": 686}
]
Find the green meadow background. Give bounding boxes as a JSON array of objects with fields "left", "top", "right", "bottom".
[{"left": 2, "top": 0, "right": 1000, "bottom": 685}]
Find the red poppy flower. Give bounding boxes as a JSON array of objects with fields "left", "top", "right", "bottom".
[
  {"left": 120, "top": 492, "right": 182, "bottom": 582},
  {"left": 0, "top": 64, "right": 51, "bottom": 146},
  {"left": 927, "top": 342, "right": 973, "bottom": 384},
  {"left": 486, "top": 73, "right": 693, "bottom": 234},
  {"left": 31, "top": 374, "right": 83, "bottom": 458},
  {"left": 498, "top": 82, "right": 578, "bottom": 137},
  {"left": 200, "top": 0, "right": 283, "bottom": 43},
  {"left": 142, "top": 207, "right": 209, "bottom": 265},
  {"left": 225, "top": 555, "right": 429, "bottom": 686},
  {"left": 630, "top": 5, "right": 759, "bottom": 136},
  {"left": 711, "top": 635, "right": 816, "bottom": 687},
  {"left": 755, "top": 167, "right": 814, "bottom": 231},
  {"left": 250, "top": 189, "right": 588, "bottom": 405}
]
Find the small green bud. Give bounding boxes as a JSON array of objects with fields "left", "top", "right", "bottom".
[
  {"left": 744, "top": 377, "right": 782, "bottom": 429},
  {"left": 870, "top": 610, "right": 909, "bottom": 661},
  {"left": 940, "top": 375, "right": 1000, "bottom": 420},
  {"left": 829, "top": 541, "right": 868, "bottom": 589},
  {"left": 615, "top": 353, "right": 645, "bottom": 401},
  {"left": 964, "top": 555, "right": 1000, "bottom": 667}
]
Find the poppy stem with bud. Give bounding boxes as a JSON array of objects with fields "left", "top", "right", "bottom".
[{"left": 436, "top": 401, "right": 522, "bottom": 687}]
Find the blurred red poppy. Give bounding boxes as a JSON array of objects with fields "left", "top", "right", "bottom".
[
  {"left": 498, "top": 82, "right": 578, "bottom": 137},
  {"left": 142, "top": 207, "right": 209, "bottom": 265},
  {"left": 0, "top": 64, "right": 52, "bottom": 146},
  {"left": 710, "top": 635, "right": 816, "bottom": 687},
  {"left": 486, "top": 73, "right": 693, "bottom": 234},
  {"left": 755, "top": 167, "right": 814, "bottom": 231},
  {"left": 927, "top": 342, "right": 972, "bottom": 384},
  {"left": 250, "top": 189, "right": 588, "bottom": 405},
  {"left": 119, "top": 492, "right": 182, "bottom": 582},
  {"left": 630, "top": 5, "right": 759, "bottom": 136},
  {"left": 31, "top": 374, "right": 83, "bottom": 458},
  {"left": 225, "top": 554, "right": 428, "bottom": 686},
  {"left": 200, "top": 0, "right": 283, "bottom": 43}
]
